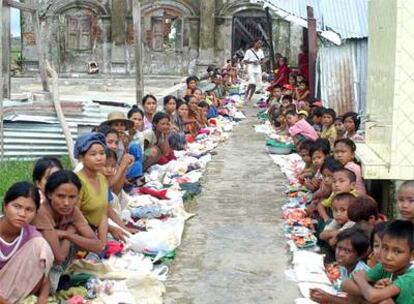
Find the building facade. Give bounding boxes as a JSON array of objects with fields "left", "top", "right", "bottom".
[{"left": 20, "top": 0, "right": 303, "bottom": 76}]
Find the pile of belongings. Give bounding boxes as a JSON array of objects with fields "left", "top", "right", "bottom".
[
  {"left": 269, "top": 153, "right": 345, "bottom": 303},
  {"left": 26, "top": 92, "right": 247, "bottom": 304}
]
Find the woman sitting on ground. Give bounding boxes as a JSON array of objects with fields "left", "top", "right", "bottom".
[
  {"left": 32, "top": 170, "right": 104, "bottom": 292},
  {"left": 185, "top": 95, "right": 208, "bottom": 128},
  {"left": 143, "top": 112, "right": 175, "bottom": 169},
  {"left": 0, "top": 182, "right": 53, "bottom": 304},
  {"left": 32, "top": 156, "right": 63, "bottom": 204},
  {"left": 74, "top": 132, "right": 135, "bottom": 243}
]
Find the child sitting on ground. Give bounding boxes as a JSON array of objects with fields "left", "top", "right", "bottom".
[
  {"left": 304, "top": 138, "right": 330, "bottom": 192},
  {"left": 342, "top": 220, "right": 414, "bottom": 304},
  {"left": 320, "top": 193, "right": 357, "bottom": 247},
  {"left": 286, "top": 110, "right": 319, "bottom": 146},
  {"left": 280, "top": 95, "right": 293, "bottom": 110},
  {"left": 318, "top": 168, "right": 358, "bottom": 223},
  {"left": 397, "top": 180, "right": 414, "bottom": 223},
  {"left": 348, "top": 195, "right": 387, "bottom": 227},
  {"left": 306, "top": 157, "right": 343, "bottom": 217},
  {"left": 367, "top": 222, "right": 387, "bottom": 268},
  {"left": 310, "top": 227, "right": 370, "bottom": 304},
  {"left": 311, "top": 107, "right": 324, "bottom": 134},
  {"left": 269, "top": 109, "right": 289, "bottom": 136},
  {"left": 294, "top": 80, "right": 310, "bottom": 101},
  {"left": 184, "top": 76, "right": 199, "bottom": 97},
  {"left": 267, "top": 85, "right": 283, "bottom": 108},
  {"left": 334, "top": 138, "right": 366, "bottom": 195},
  {"left": 297, "top": 139, "right": 315, "bottom": 182},
  {"left": 335, "top": 116, "right": 346, "bottom": 140},
  {"left": 321, "top": 108, "right": 338, "bottom": 150}
]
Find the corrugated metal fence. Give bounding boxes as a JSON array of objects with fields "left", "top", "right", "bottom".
[{"left": 317, "top": 39, "right": 368, "bottom": 116}]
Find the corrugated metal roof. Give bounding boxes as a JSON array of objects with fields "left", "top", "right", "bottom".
[
  {"left": 1, "top": 83, "right": 187, "bottom": 160},
  {"left": 1, "top": 102, "right": 129, "bottom": 160},
  {"left": 258, "top": 0, "right": 368, "bottom": 40}
]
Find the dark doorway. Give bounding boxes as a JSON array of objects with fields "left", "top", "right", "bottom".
[{"left": 232, "top": 10, "right": 272, "bottom": 71}]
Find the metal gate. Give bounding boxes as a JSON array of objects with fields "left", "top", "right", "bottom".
[{"left": 232, "top": 13, "right": 272, "bottom": 71}]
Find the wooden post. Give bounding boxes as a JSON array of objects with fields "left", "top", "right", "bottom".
[
  {"left": 33, "top": 12, "right": 50, "bottom": 92},
  {"left": 2, "top": 4, "right": 10, "bottom": 99},
  {"left": 307, "top": 6, "right": 317, "bottom": 98},
  {"left": 265, "top": 7, "right": 275, "bottom": 72},
  {"left": 132, "top": 0, "right": 144, "bottom": 105},
  {"left": 45, "top": 60, "right": 76, "bottom": 168}
]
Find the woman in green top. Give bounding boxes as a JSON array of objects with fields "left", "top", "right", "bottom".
[{"left": 74, "top": 132, "right": 134, "bottom": 243}]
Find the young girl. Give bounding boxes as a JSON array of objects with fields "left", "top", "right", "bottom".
[
  {"left": 128, "top": 105, "right": 145, "bottom": 145},
  {"left": 310, "top": 227, "right": 370, "bottom": 304},
  {"left": 397, "top": 180, "right": 414, "bottom": 222},
  {"left": 335, "top": 116, "right": 346, "bottom": 140},
  {"left": 32, "top": 156, "right": 63, "bottom": 204},
  {"left": 321, "top": 108, "right": 337, "bottom": 150},
  {"left": 142, "top": 94, "right": 158, "bottom": 130},
  {"left": 305, "top": 139, "right": 330, "bottom": 192},
  {"left": 367, "top": 222, "right": 387, "bottom": 268},
  {"left": 164, "top": 95, "right": 177, "bottom": 118},
  {"left": 184, "top": 76, "right": 199, "bottom": 97},
  {"left": 192, "top": 88, "right": 204, "bottom": 103},
  {"left": 100, "top": 111, "right": 134, "bottom": 162},
  {"left": 96, "top": 125, "right": 119, "bottom": 153},
  {"left": 163, "top": 95, "right": 179, "bottom": 132},
  {"left": 342, "top": 112, "right": 364, "bottom": 141},
  {"left": 286, "top": 110, "right": 318, "bottom": 146},
  {"left": 33, "top": 170, "right": 104, "bottom": 291},
  {"left": 294, "top": 80, "right": 310, "bottom": 101},
  {"left": 0, "top": 182, "right": 53, "bottom": 304},
  {"left": 143, "top": 112, "right": 175, "bottom": 169},
  {"left": 334, "top": 138, "right": 366, "bottom": 195},
  {"left": 175, "top": 100, "right": 199, "bottom": 137},
  {"left": 297, "top": 140, "right": 315, "bottom": 182}
]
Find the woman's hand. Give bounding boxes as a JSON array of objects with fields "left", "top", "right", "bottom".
[
  {"left": 120, "top": 153, "right": 134, "bottom": 169},
  {"left": 109, "top": 225, "right": 129, "bottom": 243}
]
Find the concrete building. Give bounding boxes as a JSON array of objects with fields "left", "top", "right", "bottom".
[{"left": 18, "top": 0, "right": 304, "bottom": 77}]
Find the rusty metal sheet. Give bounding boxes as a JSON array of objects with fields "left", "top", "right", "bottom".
[{"left": 317, "top": 39, "right": 368, "bottom": 116}]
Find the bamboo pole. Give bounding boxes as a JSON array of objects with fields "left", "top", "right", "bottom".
[
  {"left": 132, "top": 0, "right": 144, "bottom": 105},
  {"left": 45, "top": 60, "right": 76, "bottom": 168}
]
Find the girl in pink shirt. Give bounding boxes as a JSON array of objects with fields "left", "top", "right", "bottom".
[
  {"left": 333, "top": 138, "right": 366, "bottom": 195},
  {"left": 286, "top": 110, "right": 319, "bottom": 146}
]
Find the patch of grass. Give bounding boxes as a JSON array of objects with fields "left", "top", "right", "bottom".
[{"left": 0, "top": 156, "right": 72, "bottom": 200}]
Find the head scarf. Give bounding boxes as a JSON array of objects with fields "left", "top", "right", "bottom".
[{"left": 74, "top": 132, "right": 106, "bottom": 159}]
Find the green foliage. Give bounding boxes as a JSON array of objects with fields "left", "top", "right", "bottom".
[{"left": 0, "top": 156, "right": 71, "bottom": 200}]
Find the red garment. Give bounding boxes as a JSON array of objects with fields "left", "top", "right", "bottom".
[
  {"left": 274, "top": 64, "right": 290, "bottom": 86},
  {"left": 158, "top": 149, "right": 176, "bottom": 165},
  {"left": 139, "top": 187, "right": 168, "bottom": 199},
  {"left": 104, "top": 241, "right": 124, "bottom": 258},
  {"left": 298, "top": 53, "right": 309, "bottom": 80}
]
